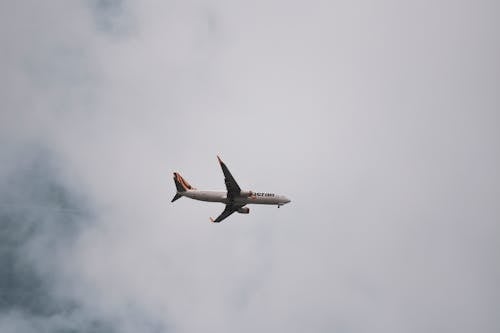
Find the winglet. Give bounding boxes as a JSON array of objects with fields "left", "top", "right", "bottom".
[{"left": 210, "top": 217, "right": 215, "bottom": 223}]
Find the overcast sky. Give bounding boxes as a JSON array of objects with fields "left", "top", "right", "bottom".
[{"left": 1, "top": 1, "right": 499, "bottom": 332}]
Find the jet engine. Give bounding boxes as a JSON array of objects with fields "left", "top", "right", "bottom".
[
  {"left": 237, "top": 207, "right": 250, "bottom": 214},
  {"left": 240, "top": 190, "right": 254, "bottom": 197}
]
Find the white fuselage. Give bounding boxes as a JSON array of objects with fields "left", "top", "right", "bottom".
[{"left": 182, "top": 190, "right": 290, "bottom": 206}]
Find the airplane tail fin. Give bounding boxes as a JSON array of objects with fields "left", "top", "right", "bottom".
[
  {"left": 173, "top": 172, "right": 194, "bottom": 192},
  {"left": 172, "top": 172, "right": 195, "bottom": 202}
]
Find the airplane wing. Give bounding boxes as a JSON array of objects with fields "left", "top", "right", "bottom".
[
  {"left": 210, "top": 204, "right": 240, "bottom": 223},
  {"left": 217, "top": 156, "right": 241, "bottom": 199}
]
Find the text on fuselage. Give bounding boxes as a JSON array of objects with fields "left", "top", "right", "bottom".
[{"left": 254, "top": 192, "right": 275, "bottom": 197}]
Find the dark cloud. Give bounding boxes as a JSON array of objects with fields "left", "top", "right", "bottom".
[
  {"left": 88, "top": 0, "right": 133, "bottom": 36},
  {"left": 0, "top": 145, "right": 114, "bottom": 332}
]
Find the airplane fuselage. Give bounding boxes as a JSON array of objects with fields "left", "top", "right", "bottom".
[{"left": 181, "top": 189, "right": 290, "bottom": 206}]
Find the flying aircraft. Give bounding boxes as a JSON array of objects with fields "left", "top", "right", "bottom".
[{"left": 171, "top": 156, "right": 291, "bottom": 223}]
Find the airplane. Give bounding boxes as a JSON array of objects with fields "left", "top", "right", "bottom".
[{"left": 171, "top": 156, "right": 291, "bottom": 223}]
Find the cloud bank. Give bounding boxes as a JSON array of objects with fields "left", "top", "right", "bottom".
[{"left": 1, "top": 1, "right": 499, "bottom": 332}]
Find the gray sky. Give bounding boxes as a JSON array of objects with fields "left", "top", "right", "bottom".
[{"left": 1, "top": 1, "right": 499, "bottom": 332}]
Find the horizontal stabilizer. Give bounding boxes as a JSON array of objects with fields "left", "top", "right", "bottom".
[{"left": 171, "top": 193, "right": 182, "bottom": 202}]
